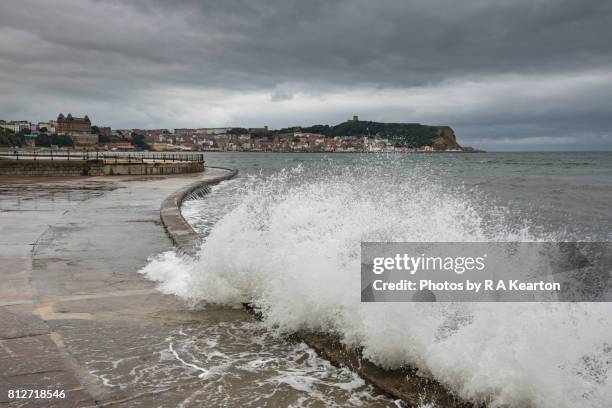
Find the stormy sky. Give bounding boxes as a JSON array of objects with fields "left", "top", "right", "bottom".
[{"left": 1, "top": 0, "right": 611, "bottom": 150}]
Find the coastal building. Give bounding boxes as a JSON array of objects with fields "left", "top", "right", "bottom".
[
  {"left": 56, "top": 113, "right": 92, "bottom": 134},
  {"left": 97, "top": 126, "right": 111, "bottom": 138},
  {"left": 71, "top": 133, "right": 99, "bottom": 145},
  {"left": 195, "top": 128, "right": 232, "bottom": 135},
  {"left": 114, "top": 129, "right": 134, "bottom": 139},
  {"left": 37, "top": 121, "right": 56, "bottom": 133},
  {"left": 55, "top": 113, "right": 97, "bottom": 145},
  {"left": 143, "top": 131, "right": 168, "bottom": 144},
  {"left": 106, "top": 142, "right": 134, "bottom": 151},
  {"left": 150, "top": 142, "right": 176, "bottom": 151},
  {"left": 174, "top": 128, "right": 196, "bottom": 135},
  {"left": 0, "top": 120, "right": 31, "bottom": 133}
]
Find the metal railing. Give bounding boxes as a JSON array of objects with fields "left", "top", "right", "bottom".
[{"left": 0, "top": 151, "right": 205, "bottom": 163}]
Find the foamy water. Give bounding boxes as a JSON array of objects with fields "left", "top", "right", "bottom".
[{"left": 142, "top": 154, "right": 612, "bottom": 407}]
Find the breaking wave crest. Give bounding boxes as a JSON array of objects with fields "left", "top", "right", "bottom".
[{"left": 142, "top": 158, "right": 612, "bottom": 407}]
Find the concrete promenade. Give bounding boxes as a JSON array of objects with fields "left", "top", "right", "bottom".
[{"left": 0, "top": 169, "right": 240, "bottom": 407}]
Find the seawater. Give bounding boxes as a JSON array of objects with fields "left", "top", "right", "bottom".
[{"left": 142, "top": 152, "right": 612, "bottom": 407}]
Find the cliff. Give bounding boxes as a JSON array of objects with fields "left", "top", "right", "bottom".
[
  {"left": 431, "top": 126, "right": 462, "bottom": 150},
  {"left": 274, "top": 120, "right": 464, "bottom": 150}
]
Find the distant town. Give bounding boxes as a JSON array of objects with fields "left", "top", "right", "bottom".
[{"left": 0, "top": 114, "right": 480, "bottom": 153}]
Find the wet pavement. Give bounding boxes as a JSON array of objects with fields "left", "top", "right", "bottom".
[
  {"left": 0, "top": 172, "right": 394, "bottom": 408},
  {"left": 0, "top": 172, "right": 211, "bottom": 407}
]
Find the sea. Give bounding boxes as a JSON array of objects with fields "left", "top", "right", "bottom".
[{"left": 141, "top": 152, "right": 612, "bottom": 407}]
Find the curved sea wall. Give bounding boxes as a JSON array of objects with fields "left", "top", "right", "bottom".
[
  {"left": 159, "top": 167, "right": 474, "bottom": 408},
  {"left": 160, "top": 166, "right": 238, "bottom": 256},
  {"left": 0, "top": 159, "right": 204, "bottom": 177}
]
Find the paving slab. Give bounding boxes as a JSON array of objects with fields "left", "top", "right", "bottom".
[{"left": 0, "top": 171, "right": 239, "bottom": 407}]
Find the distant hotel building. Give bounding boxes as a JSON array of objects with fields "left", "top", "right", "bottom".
[
  {"left": 56, "top": 113, "right": 98, "bottom": 144},
  {"left": 56, "top": 113, "right": 92, "bottom": 133}
]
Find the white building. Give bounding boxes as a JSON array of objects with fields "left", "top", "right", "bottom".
[
  {"left": 196, "top": 127, "right": 232, "bottom": 135},
  {"left": 0, "top": 120, "right": 31, "bottom": 133},
  {"left": 37, "top": 121, "right": 56, "bottom": 133}
]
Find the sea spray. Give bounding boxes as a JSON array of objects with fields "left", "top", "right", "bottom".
[{"left": 142, "top": 156, "right": 612, "bottom": 407}]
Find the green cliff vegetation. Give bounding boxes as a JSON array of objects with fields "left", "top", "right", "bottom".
[
  {"left": 0, "top": 128, "right": 23, "bottom": 147},
  {"left": 271, "top": 120, "right": 461, "bottom": 149},
  {"left": 131, "top": 133, "right": 150, "bottom": 150},
  {"left": 35, "top": 133, "right": 74, "bottom": 147},
  {"left": 0, "top": 128, "right": 74, "bottom": 147}
]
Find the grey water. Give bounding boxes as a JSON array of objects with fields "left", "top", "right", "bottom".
[
  {"left": 171, "top": 151, "right": 612, "bottom": 407},
  {"left": 185, "top": 152, "right": 612, "bottom": 241}
]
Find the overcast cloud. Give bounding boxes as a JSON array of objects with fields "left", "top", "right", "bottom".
[{"left": 1, "top": 0, "right": 611, "bottom": 150}]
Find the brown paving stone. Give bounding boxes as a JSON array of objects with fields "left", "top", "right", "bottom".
[
  {"left": 0, "top": 334, "right": 94, "bottom": 407},
  {"left": 0, "top": 309, "right": 48, "bottom": 340}
]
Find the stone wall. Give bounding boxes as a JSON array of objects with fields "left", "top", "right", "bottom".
[
  {"left": 0, "top": 159, "right": 204, "bottom": 177},
  {"left": 104, "top": 161, "right": 204, "bottom": 176},
  {"left": 0, "top": 159, "right": 104, "bottom": 177}
]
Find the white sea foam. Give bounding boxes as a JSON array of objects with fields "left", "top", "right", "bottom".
[{"left": 141, "top": 159, "right": 612, "bottom": 407}]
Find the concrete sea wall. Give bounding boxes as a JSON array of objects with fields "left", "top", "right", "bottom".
[
  {"left": 104, "top": 161, "right": 204, "bottom": 176},
  {"left": 0, "top": 159, "right": 204, "bottom": 177},
  {"left": 160, "top": 167, "right": 475, "bottom": 408},
  {"left": 159, "top": 166, "right": 239, "bottom": 256},
  {"left": 0, "top": 159, "right": 104, "bottom": 176}
]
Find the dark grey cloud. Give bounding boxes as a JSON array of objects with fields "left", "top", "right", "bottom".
[{"left": 0, "top": 0, "right": 611, "bottom": 149}]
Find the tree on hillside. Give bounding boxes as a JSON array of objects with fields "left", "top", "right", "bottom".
[
  {"left": 131, "top": 133, "right": 149, "bottom": 150},
  {"left": 0, "top": 128, "right": 23, "bottom": 147},
  {"left": 36, "top": 133, "right": 74, "bottom": 147}
]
